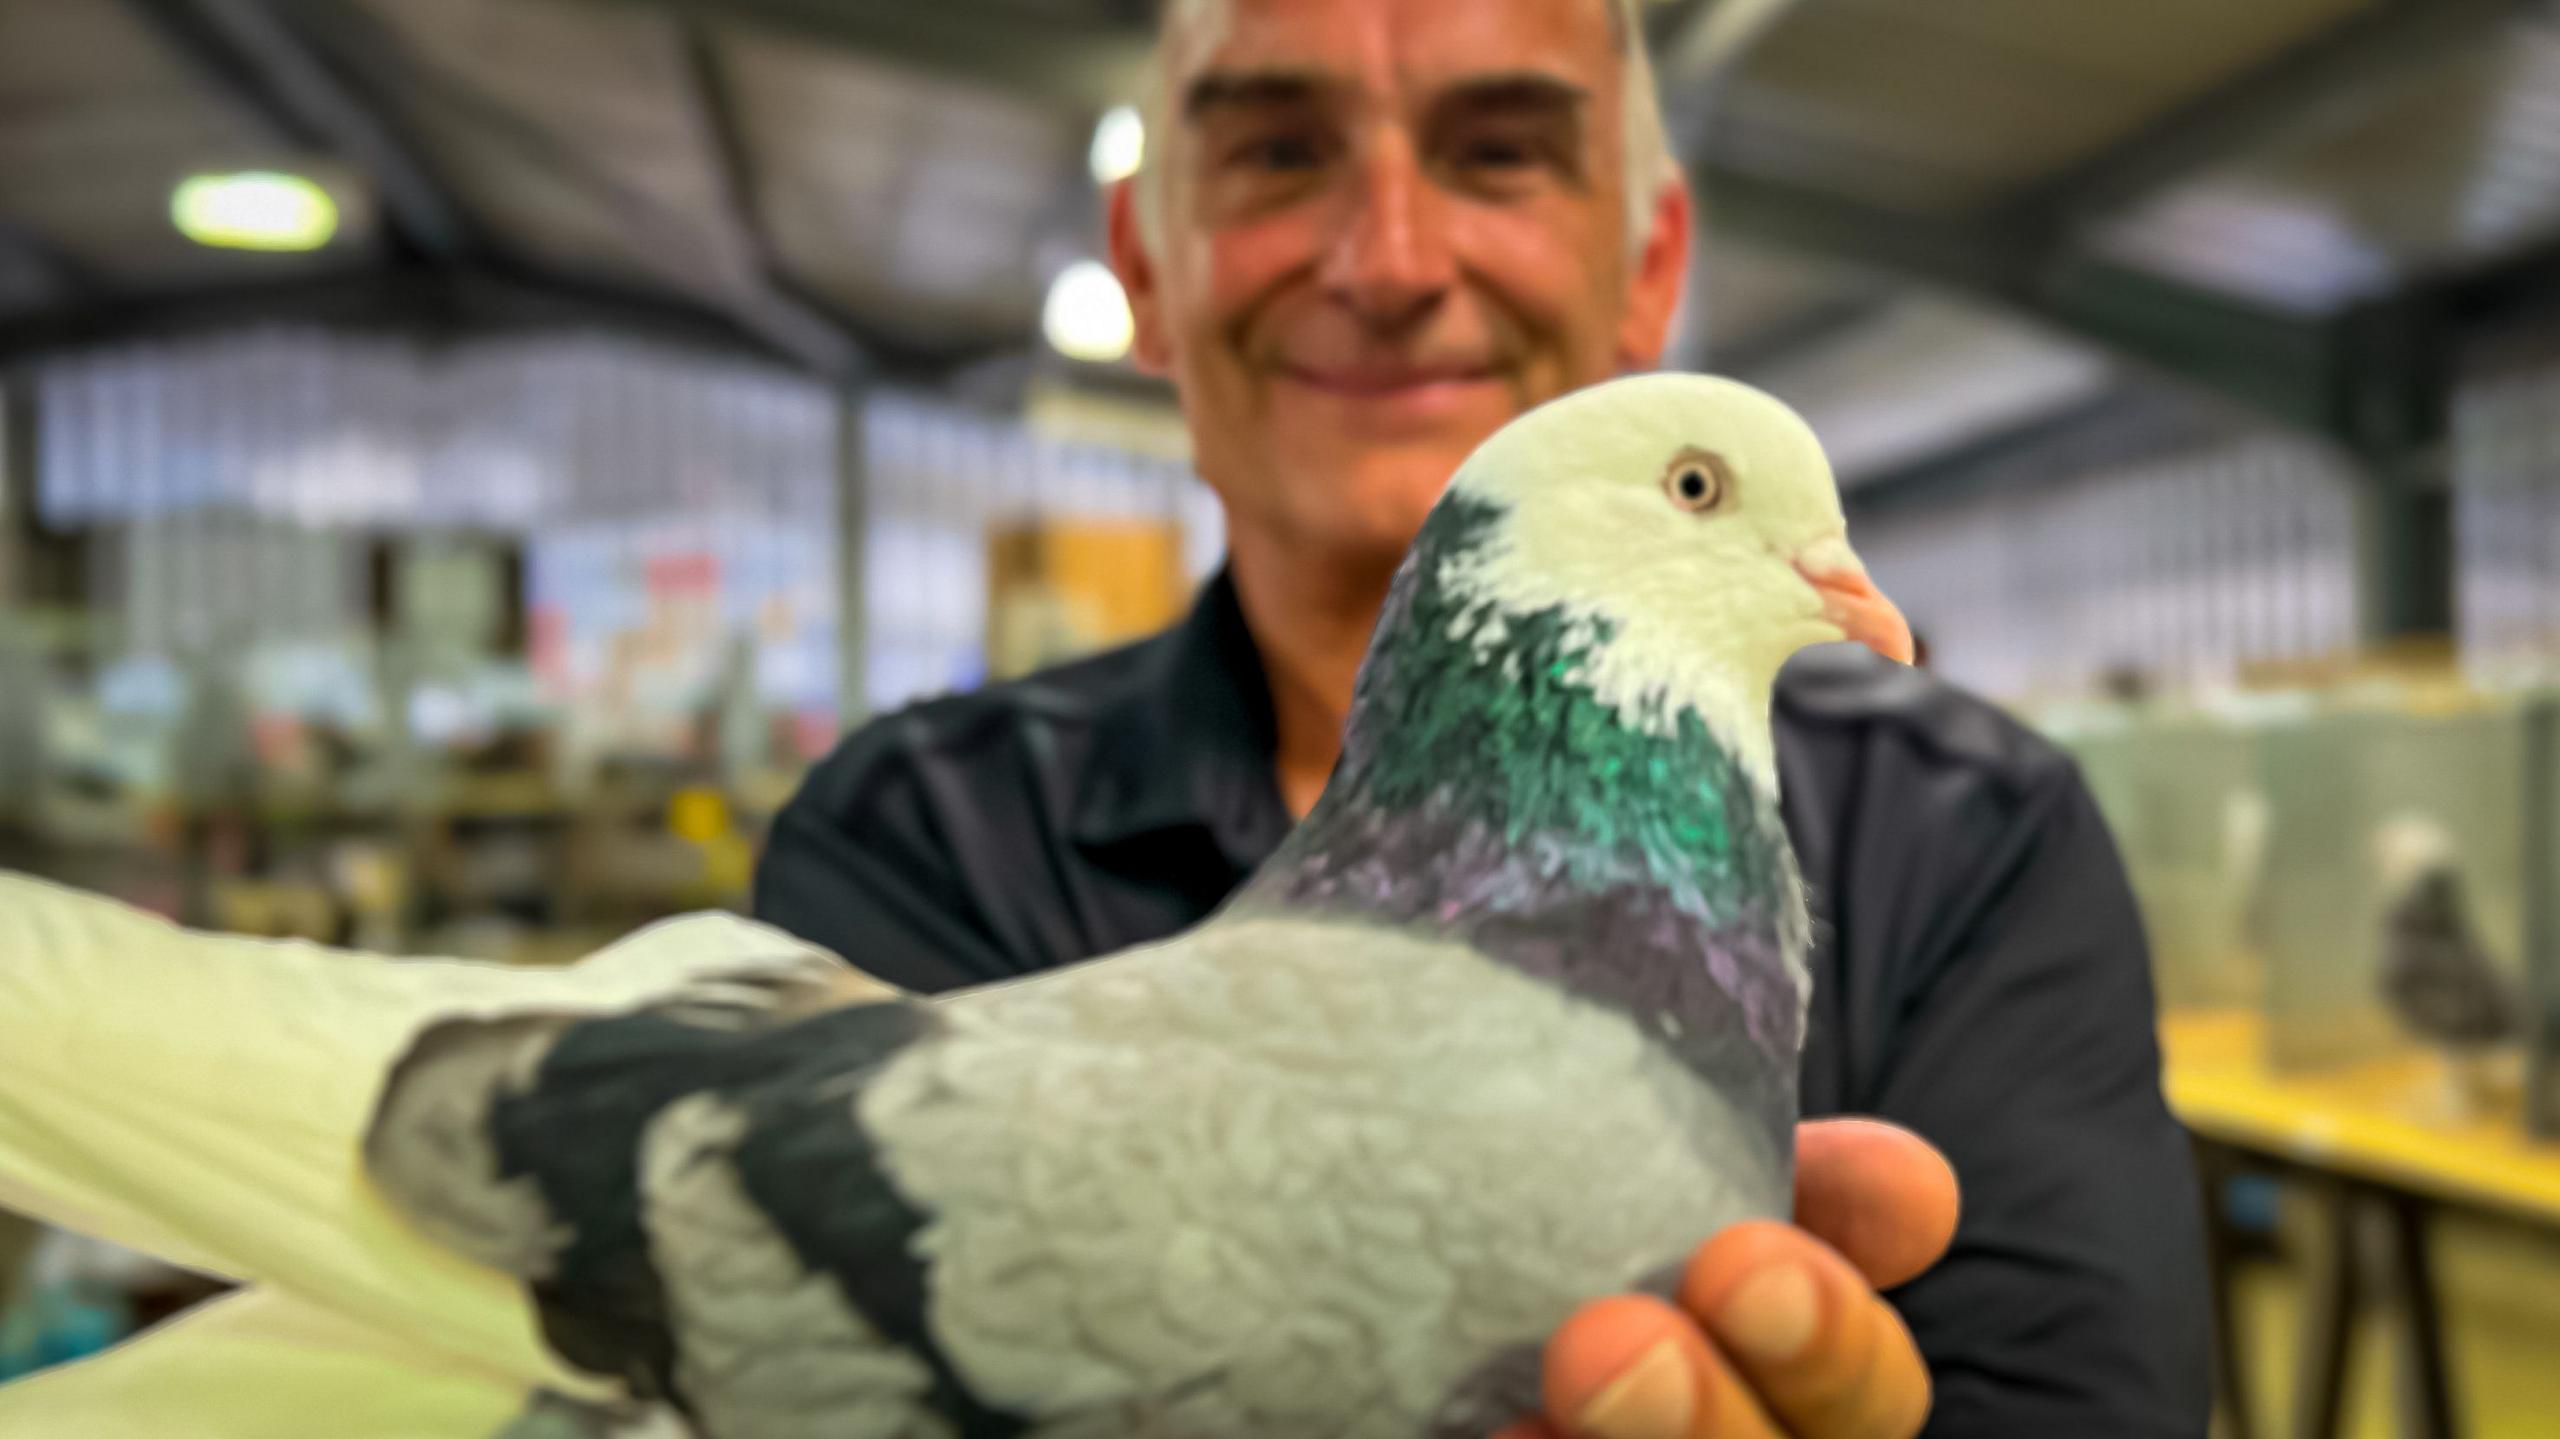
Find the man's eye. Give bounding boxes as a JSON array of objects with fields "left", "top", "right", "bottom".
[
  {"left": 1456, "top": 137, "right": 1538, "bottom": 170},
  {"left": 1234, "top": 134, "right": 1326, "bottom": 172}
]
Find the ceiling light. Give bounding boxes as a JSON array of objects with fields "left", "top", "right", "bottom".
[
  {"left": 172, "top": 171, "right": 339, "bottom": 252},
  {"left": 1043, "top": 261, "right": 1135, "bottom": 365},
  {"left": 1090, "top": 105, "right": 1146, "bottom": 186}
]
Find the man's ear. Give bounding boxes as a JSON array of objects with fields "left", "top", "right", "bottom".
[
  {"left": 1618, "top": 179, "right": 1694, "bottom": 369},
  {"left": 1108, "top": 179, "right": 1173, "bottom": 375}
]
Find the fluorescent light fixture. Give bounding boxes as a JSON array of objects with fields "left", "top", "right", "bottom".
[
  {"left": 172, "top": 171, "right": 339, "bottom": 252},
  {"left": 1043, "top": 260, "right": 1135, "bottom": 365},
  {"left": 1089, "top": 105, "right": 1146, "bottom": 186}
]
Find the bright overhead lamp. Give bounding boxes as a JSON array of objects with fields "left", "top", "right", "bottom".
[
  {"left": 172, "top": 171, "right": 340, "bottom": 252},
  {"left": 1043, "top": 260, "right": 1135, "bottom": 365},
  {"left": 1089, "top": 105, "right": 1145, "bottom": 186}
]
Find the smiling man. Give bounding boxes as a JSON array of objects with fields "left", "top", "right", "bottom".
[{"left": 758, "top": 1, "right": 2210, "bottom": 1435}]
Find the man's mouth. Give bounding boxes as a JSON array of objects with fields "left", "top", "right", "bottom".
[{"left": 1278, "top": 364, "right": 1499, "bottom": 398}]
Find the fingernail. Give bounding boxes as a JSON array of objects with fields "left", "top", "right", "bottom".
[
  {"left": 1713, "top": 1264, "right": 1819, "bottom": 1363},
  {"left": 1572, "top": 1338, "right": 1693, "bottom": 1439}
]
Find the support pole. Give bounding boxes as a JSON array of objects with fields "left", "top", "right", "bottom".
[{"left": 835, "top": 386, "right": 871, "bottom": 733}]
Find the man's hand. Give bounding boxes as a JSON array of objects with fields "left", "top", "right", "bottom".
[{"left": 1501, "top": 1120, "right": 1959, "bottom": 1439}]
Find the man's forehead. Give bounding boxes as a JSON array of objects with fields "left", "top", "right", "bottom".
[{"left": 1161, "top": 0, "right": 1619, "bottom": 98}]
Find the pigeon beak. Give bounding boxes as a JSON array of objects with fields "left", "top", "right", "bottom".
[{"left": 1793, "top": 537, "right": 1915, "bottom": 666}]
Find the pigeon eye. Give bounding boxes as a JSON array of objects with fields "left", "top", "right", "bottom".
[{"left": 1663, "top": 450, "right": 1732, "bottom": 514}]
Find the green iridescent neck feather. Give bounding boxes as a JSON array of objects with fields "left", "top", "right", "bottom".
[
  {"left": 1241, "top": 494, "right": 1810, "bottom": 1114},
  {"left": 1290, "top": 495, "right": 1795, "bottom": 923}
]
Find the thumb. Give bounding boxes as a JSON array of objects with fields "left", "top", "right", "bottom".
[
  {"left": 1792, "top": 1119, "right": 1959, "bottom": 1290},
  {"left": 1540, "top": 1295, "right": 1781, "bottom": 1439}
]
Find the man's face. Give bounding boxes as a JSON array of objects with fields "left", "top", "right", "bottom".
[{"left": 1112, "top": 0, "right": 1690, "bottom": 573}]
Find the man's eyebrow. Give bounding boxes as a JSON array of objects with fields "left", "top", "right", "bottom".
[
  {"left": 1430, "top": 72, "right": 1593, "bottom": 118},
  {"left": 1179, "top": 68, "right": 1592, "bottom": 130},
  {"left": 1182, "top": 69, "right": 1337, "bottom": 122}
]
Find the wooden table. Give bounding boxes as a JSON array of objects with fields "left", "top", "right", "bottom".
[{"left": 2160, "top": 1010, "right": 2560, "bottom": 1439}]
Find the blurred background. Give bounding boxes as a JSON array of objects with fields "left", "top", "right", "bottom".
[{"left": 1, "top": 0, "right": 2558, "bottom": 1433}]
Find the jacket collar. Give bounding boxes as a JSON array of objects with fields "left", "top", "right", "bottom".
[{"left": 1070, "top": 569, "right": 1292, "bottom": 870}]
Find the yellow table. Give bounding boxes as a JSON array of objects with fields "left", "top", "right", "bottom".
[
  {"left": 2164, "top": 1010, "right": 2560, "bottom": 1226},
  {"left": 2161, "top": 1010, "right": 2560, "bottom": 1439}
]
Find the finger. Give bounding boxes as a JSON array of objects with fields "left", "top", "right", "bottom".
[
  {"left": 1541, "top": 1294, "right": 1781, "bottom": 1439},
  {"left": 1491, "top": 1424, "right": 1559, "bottom": 1439},
  {"left": 1794, "top": 1119, "right": 1960, "bottom": 1291},
  {"left": 1680, "top": 1222, "right": 1932, "bottom": 1439}
]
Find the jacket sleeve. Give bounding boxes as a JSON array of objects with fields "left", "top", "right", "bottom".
[
  {"left": 1865, "top": 767, "right": 2212, "bottom": 1438},
  {"left": 751, "top": 723, "right": 1021, "bottom": 996}
]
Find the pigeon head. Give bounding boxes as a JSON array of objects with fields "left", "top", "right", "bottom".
[
  {"left": 2373, "top": 812, "right": 2460, "bottom": 899},
  {"left": 1412, "top": 372, "right": 1909, "bottom": 779}
]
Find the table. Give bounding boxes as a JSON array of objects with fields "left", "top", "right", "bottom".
[{"left": 2160, "top": 1010, "right": 2560, "bottom": 1439}]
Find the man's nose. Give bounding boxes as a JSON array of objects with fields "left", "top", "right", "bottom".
[{"left": 1320, "top": 134, "right": 1457, "bottom": 327}]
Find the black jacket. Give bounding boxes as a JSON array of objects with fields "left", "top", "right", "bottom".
[{"left": 757, "top": 573, "right": 2211, "bottom": 1437}]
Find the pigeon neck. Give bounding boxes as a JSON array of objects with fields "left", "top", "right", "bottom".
[
  {"left": 1229, "top": 495, "right": 1809, "bottom": 1082},
  {"left": 1239, "top": 495, "right": 1799, "bottom": 940}
]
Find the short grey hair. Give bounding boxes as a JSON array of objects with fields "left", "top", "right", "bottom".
[{"left": 1133, "top": 0, "right": 1677, "bottom": 259}]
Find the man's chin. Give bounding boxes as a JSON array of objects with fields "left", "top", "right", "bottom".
[
  {"left": 1271, "top": 369, "right": 1517, "bottom": 441},
  {"left": 1288, "top": 453, "right": 1470, "bottom": 556}
]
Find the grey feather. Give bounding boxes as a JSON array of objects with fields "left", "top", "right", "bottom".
[
  {"left": 367, "top": 1014, "right": 578, "bottom": 1278},
  {"left": 640, "top": 1094, "right": 948, "bottom": 1439}
]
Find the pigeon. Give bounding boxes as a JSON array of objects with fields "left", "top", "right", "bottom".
[
  {"left": 2372, "top": 813, "right": 2518, "bottom": 1054},
  {"left": 0, "top": 373, "right": 1910, "bottom": 1438}
]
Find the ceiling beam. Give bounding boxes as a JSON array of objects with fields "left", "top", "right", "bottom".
[
  {"left": 2005, "top": 0, "right": 2531, "bottom": 234},
  {"left": 1842, "top": 386, "right": 2244, "bottom": 520},
  {"left": 1703, "top": 292, "right": 1895, "bottom": 375},
  {"left": 674, "top": 16, "right": 872, "bottom": 363},
  {"left": 574, "top": 0, "right": 1149, "bottom": 110},
  {"left": 0, "top": 267, "right": 861, "bottom": 372},
  {"left": 121, "top": 0, "right": 312, "bottom": 149},
  {"left": 121, "top": 0, "right": 478, "bottom": 261},
  {"left": 1702, "top": 169, "right": 2353, "bottom": 440},
  {"left": 2036, "top": 258, "right": 2348, "bottom": 439},
  {"left": 679, "top": 22, "right": 778, "bottom": 277},
  {"left": 287, "top": 2, "right": 870, "bottom": 378},
  {"left": 1692, "top": 0, "right": 2530, "bottom": 457},
  {"left": 0, "top": 220, "right": 101, "bottom": 307},
  {"left": 2447, "top": 229, "right": 2560, "bottom": 333},
  {"left": 1654, "top": 0, "right": 1805, "bottom": 91},
  {"left": 1705, "top": 172, "right": 2025, "bottom": 293}
]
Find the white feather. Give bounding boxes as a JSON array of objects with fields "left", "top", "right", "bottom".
[
  {"left": 0, "top": 1286, "right": 543, "bottom": 1438},
  {"left": 0, "top": 872, "right": 839, "bottom": 1406}
]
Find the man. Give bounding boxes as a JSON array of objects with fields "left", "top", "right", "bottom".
[{"left": 759, "top": 0, "right": 2210, "bottom": 1434}]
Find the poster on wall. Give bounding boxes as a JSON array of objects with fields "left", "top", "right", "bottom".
[
  {"left": 528, "top": 516, "right": 839, "bottom": 766},
  {"left": 984, "top": 518, "right": 1190, "bottom": 681}
]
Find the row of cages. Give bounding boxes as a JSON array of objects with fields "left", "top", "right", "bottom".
[{"left": 2041, "top": 688, "right": 2560, "bottom": 1139}]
